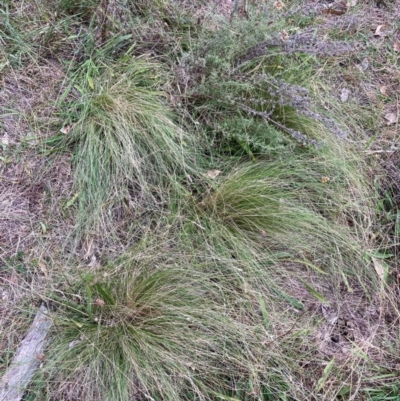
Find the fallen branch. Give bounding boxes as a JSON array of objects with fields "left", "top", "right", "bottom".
[{"left": 0, "top": 304, "right": 52, "bottom": 401}]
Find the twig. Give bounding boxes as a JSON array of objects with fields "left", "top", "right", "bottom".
[{"left": 0, "top": 304, "right": 52, "bottom": 401}]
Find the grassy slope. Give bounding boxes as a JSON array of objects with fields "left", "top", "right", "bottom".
[{"left": 0, "top": 1, "right": 399, "bottom": 400}]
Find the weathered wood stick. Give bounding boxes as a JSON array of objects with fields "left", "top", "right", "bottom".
[{"left": 0, "top": 304, "right": 52, "bottom": 401}]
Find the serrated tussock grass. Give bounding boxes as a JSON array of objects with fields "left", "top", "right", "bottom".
[
  {"left": 195, "top": 155, "right": 376, "bottom": 288},
  {"left": 43, "top": 235, "right": 298, "bottom": 401},
  {"left": 61, "top": 56, "right": 197, "bottom": 237}
]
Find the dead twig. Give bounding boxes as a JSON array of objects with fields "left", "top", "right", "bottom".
[{"left": 0, "top": 304, "right": 52, "bottom": 401}]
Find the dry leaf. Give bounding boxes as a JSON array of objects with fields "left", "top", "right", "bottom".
[
  {"left": 279, "top": 29, "right": 289, "bottom": 41},
  {"left": 68, "top": 339, "right": 82, "bottom": 350},
  {"left": 260, "top": 230, "right": 267, "bottom": 238},
  {"left": 273, "top": 1, "right": 285, "bottom": 10},
  {"left": 39, "top": 221, "right": 47, "bottom": 234},
  {"left": 379, "top": 86, "right": 387, "bottom": 95},
  {"left": 359, "top": 58, "right": 369, "bottom": 71},
  {"left": 384, "top": 112, "right": 398, "bottom": 125},
  {"left": 60, "top": 125, "right": 71, "bottom": 134},
  {"left": 95, "top": 298, "right": 105, "bottom": 307},
  {"left": 322, "top": 2, "right": 347, "bottom": 15},
  {"left": 372, "top": 257, "right": 388, "bottom": 281},
  {"left": 393, "top": 40, "right": 400, "bottom": 52},
  {"left": 374, "top": 25, "right": 386, "bottom": 37},
  {"left": 84, "top": 238, "right": 94, "bottom": 259},
  {"left": 340, "top": 88, "right": 350, "bottom": 102},
  {"left": 321, "top": 304, "right": 339, "bottom": 325},
  {"left": 88, "top": 254, "right": 97, "bottom": 267},
  {"left": 206, "top": 169, "right": 221, "bottom": 179},
  {"left": 38, "top": 261, "right": 48, "bottom": 277},
  {"left": 0, "top": 134, "right": 10, "bottom": 146},
  {"left": 322, "top": 8, "right": 341, "bottom": 15},
  {"left": 321, "top": 177, "right": 330, "bottom": 184}
]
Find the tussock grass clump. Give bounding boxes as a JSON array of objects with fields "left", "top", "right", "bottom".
[
  {"left": 60, "top": 56, "right": 197, "bottom": 236},
  {"left": 0, "top": 2, "right": 50, "bottom": 67},
  {"left": 42, "top": 236, "right": 281, "bottom": 401},
  {"left": 196, "top": 157, "right": 376, "bottom": 285}
]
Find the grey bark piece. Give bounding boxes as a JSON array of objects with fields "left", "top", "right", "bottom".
[{"left": 0, "top": 304, "right": 52, "bottom": 401}]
